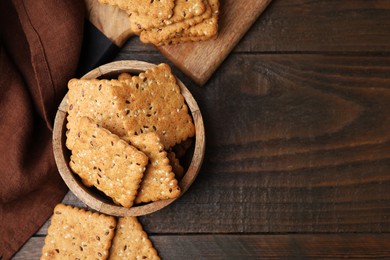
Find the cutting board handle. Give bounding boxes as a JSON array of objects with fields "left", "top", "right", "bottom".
[{"left": 85, "top": 0, "right": 134, "bottom": 47}]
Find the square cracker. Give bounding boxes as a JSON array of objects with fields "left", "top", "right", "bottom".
[
  {"left": 158, "top": 0, "right": 219, "bottom": 45},
  {"left": 98, "top": 0, "right": 174, "bottom": 19},
  {"left": 66, "top": 78, "right": 128, "bottom": 150},
  {"left": 139, "top": 1, "right": 212, "bottom": 44},
  {"left": 167, "top": 151, "right": 185, "bottom": 180},
  {"left": 69, "top": 116, "right": 148, "bottom": 208},
  {"left": 41, "top": 204, "right": 116, "bottom": 260},
  {"left": 130, "top": 0, "right": 208, "bottom": 33},
  {"left": 118, "top": 63, "right": 195, "bottom": 149},
  {"left": 126, "top": 133, "right": 180, "bottom": 204},
  {"left": 109, "top": 217, "right": 160, "bottom": 259}
]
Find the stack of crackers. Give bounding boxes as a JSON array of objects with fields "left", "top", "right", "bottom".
[
  {"left": 98, "top": 0, "right": 220, "bottom": 46},
  {"left": 41, "top": 204, "right": 161, "bottom": 259},
  {"left": 65, "top": 63, "right": 194, "bottom": 208}
]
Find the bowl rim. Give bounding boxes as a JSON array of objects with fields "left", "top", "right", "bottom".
[{"left": 53, "top": 60, "right": 205, "bottom": 216}]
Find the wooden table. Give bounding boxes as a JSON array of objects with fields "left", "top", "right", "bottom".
[{"left": 13, "top": 0, "right": 390, "bottom": 258}]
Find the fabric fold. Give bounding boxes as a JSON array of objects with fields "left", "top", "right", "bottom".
[{"left": 0, "top": 0, "right": 85, "bottom": 259}]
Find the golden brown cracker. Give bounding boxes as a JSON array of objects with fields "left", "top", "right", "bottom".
[
  {"left": 167, "top": 151, "right": 185, "bottom": 180},
  {"left": 119, "top": 63, "right": 195, "bottom": 149},
  {"left": 109, "top": 217, "right": 160, "bottom": 259},
  {"left": 172, "top": 138, "right": 194, "bottom": 159},
  {"left": 118, "top": 72, "right": 132, "bottom": 81},
  {"left": 130, "top": 0, "right": 208, "bottom": 33},
  {"left": 66, "top": 78, "right": 128, "bottom": 150},
  {"left": 153, "top": 0, "right": 219, "bottom": 45},
  {"left": 139, "top": 2, "right": 212, "bottom": 44},
  {"left": 69, "top": 116, "right": 148, "bottom": 208},
  {"left": 98, "top": 0, "right": 174, "bottom": 19},
  {"left": 126, "top": 133, "right": 180, "bottom": 203},
  {"left": 41, "top": 204, "right": 116, "bottom": 260}
]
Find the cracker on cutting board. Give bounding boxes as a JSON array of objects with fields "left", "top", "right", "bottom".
[
  {"left": 41, "top": 204, "right": 116, "bottom": 260},
  {"left": 118, "top": 63, "right": 195, "bottom": 149},
  {"left": 130, "top": 0, "right": 208, "bottom": 33},
  {"left": 156, "top": 0, "right": 219, "bottom": 46},
  {"left": 66, "top": 78, "right": 128, "bottom": 150},
  {"left": 69, "top": 116, "right": 148, "bottom": 208},
  {"left": 139, "top": 0, "right": 212, "bottom": 44},
  {"left": 109, "top": 217, "right": 160, "bottom": 259},
  {"left": 98, "top": 0, "right": 175, "bottom": 19},
  {"left": 126, "top": 132, "right": 181, "bottom": 204}
]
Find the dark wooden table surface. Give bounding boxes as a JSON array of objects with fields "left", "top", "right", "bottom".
[{"left": 13, "top": 0, "right": 390, "bottom": 259}]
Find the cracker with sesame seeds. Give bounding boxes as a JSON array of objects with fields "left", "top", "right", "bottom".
[
  {"left": 118, "top": 63, "right": 195, "bottom": 149},
  {"left": 125, "top": 132, "right": 180, "bottom": 203},
  {"left": 41, "top": 204, "right": 116, "bottom": 260},
  {"left": 130, "top": 0, "right": 208, "bottom": 34},
  {"left": 167, "top": 151, "right": 185, "bottom": 180},
  {"left": 154, "top": 0, "right": 219, "bottom": 46},
  {"left": 139, "top": 0, "right": 212, "bottom": 44},
  {"left": 117, "top": 72, "right": 133, "bottom": 81},
  {"left": 98, "top": 0, "right": 175, "bottom": 19},
  {"left": 69, "top": 116, "right": 148, "bottom": 208},
  {"left": 109, "top": 217, "right": 160, "bottom": 260},
  {"left": 66, "top": 78, "right": 128, "bottom": 150}
]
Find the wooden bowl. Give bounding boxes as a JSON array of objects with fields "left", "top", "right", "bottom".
[{"left": 53, "top": 60, "right": 205, "bottom": 216}]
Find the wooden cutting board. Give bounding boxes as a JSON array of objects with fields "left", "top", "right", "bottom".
[{"left": 85, "top": 0, "right": 272, "bottom": 86}]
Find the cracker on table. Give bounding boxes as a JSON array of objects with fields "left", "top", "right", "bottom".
[
  {"left": 98, "top": 0, "right": 174, "bottom": 19},
  {"left": 109, "top": 217, "right": 160, "bottom": 259},
  {"left": 41, "top": 204, "right": 116, "bottom": 260},
  {"left": 66, "top": 78, "right": 127, "bottom": 150},
  {"left": 126, "top": 133, "right": 181, "bottom": 204},
  {"left": 167, "top": 151, "right": 185, "bottom": 180},
  {"left": 118, "top": 63, "right": 195, "bottom": 149},
  {"left": 69, "top": 116, "right": 148, "bottom": 208},
  {"left": 130, "top": 0, "right": 208, "bottom": 33},
  {"left": 139, "top": 1, "right": 212, "bottom": 44}
]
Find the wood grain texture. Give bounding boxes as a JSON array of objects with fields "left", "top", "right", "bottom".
[
  {"left": 237, "top": 0, "right": 390, "bottom": 53},
  {"left": 13, "top": 234, "right": 390, "bottom": 259},
  {"left": 158, "top": 0, "right": 272, "bottom": 85},
  {"left": 84, "top": 0, "right": 272, "bottom": 86},
  {"left": 13, "top": 0, "right": 390, "bottom": 258}
]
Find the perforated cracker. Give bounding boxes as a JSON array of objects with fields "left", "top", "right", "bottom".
[
  {"left": 69, "top": 116, "right": 148, "bottom": 208},
  {"left": 139, "top": 1, "right": 212, "bottom": 44},
  {"left": 125, "top": 133, "right": 180, "bottom": 203},
  {"left": 98, "top": 0, "right": 174, "bottom": 19},
  {"left": 41, "top": 204, "right": 116, "bottom": 260},
  {"left": 130, "top": 0, "right": 208, "bottom": 33},
  {"left": 154, "top": 0, "right": 219, "bottom": 45},
  {"left": 167, "top": 151, "right": 185, "bottom": 180},
  {"left": 118, "top": 63, "right": 195, "bottom": 149},
  {"left": 66, "top": 78, "right": 127, "bottom": 150},
  {"left": 109, "top": 217, "right": 160, "bottom": 259},
  {"left": 118, "top": 72, "right": 132, "bottom": 81}
]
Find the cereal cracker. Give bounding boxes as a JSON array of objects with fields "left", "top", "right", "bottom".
[
  {"left": 69, "top": 116, "right": 148, "bottom": 208},
  {"left": 118, "top": 72, "right": 132, "bottom": 81},
  {"left": 41, "top": 204, "right": 116, "bottom": 260},
  {"left": 98, "top": 0, "right": 174, "bottom": 19},
  {"left": 154, "top": 0, "right": 219, "bottom": 45},
  {"left": 109, "top": 217, "right": 160, "bottom": 259},
  {"left": 126, "top": 133, "right": 180, "bottom": 203},
  {"left": 130, "top": 0, "right": 208, "bottom": 33},
  {"left": 139, "top": 1, "right": 212, "bottom": 44},
  {"left": 172, "top": 138, "right": 194, "bottom": 158},
  {"left": 167, "top": 151, "right": 185, "bottom": 180},
  {"left": 66, "top": 78, "right": 128, "bottom": 150},
  {"left": 118, "top": 63, "right": 195, "bottom": 149}
]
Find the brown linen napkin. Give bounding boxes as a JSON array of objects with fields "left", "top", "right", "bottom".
[{"left": 0, "top": 1, "right": 84, "bottom": 259}]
